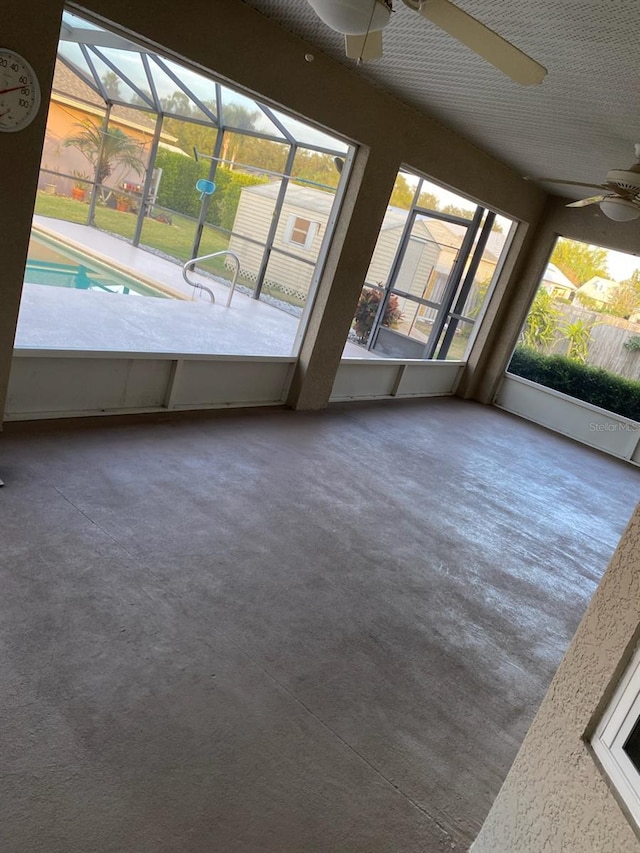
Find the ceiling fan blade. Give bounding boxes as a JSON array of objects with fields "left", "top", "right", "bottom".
[
  {"left": 345, "top": 30, "right": 383, "bottom": 60},
  {"left": 414, "top": 0, "right": 546, "bottom": 85},
  {"left": 525, "top": 177, "right": 608, "bottom": 190},
  {"left": 566, "top": 196, "right": 606, "bottom": 208}
]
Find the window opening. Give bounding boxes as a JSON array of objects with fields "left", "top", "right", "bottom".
[{"left": 347, "top": 168, "right": 514, "bottom": 361}]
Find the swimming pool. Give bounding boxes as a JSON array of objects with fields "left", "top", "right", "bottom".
[{"left": 25, "top": 232, "right": 167, "bottom": 298}]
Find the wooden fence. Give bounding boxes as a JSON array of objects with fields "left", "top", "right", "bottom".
[{"left": 548, "top": 303, "right": 640, "bottom": 380}]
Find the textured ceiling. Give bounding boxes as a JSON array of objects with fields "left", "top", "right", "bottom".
[{"left": 242, "top": 0, "right": 640, "bottom": 200}]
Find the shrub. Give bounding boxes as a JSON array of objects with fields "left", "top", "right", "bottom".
[
  {"left": 521, "top": 288, "right": 558, "bottom": 350},
  {"left": 154, "top": 150, "right": 267, "bottom": 229},
  {"left": 561, "top": 318, "right": 595, "bottom": 363},
  {"left": 353, "top": 287, "right": 402, "bottom": 344},
  {"left": 206, "top": 169, "right": 267, "bottom": 231},
  {"left": 508, "top": 345, "right": 640, "bottom": 422},
  {"left": 624, "top": 334, "right": 640, "bottom": 352},
  {"left": 154, "top": 149, "right": 207, "bottom": 218}
]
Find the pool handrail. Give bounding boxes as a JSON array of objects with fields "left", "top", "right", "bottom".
[{"left": 182, "top": 251, "right": 240, "bottom": 307}]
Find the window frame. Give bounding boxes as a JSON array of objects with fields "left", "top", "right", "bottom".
[
  {"left": 283, "top": 214, "right": 319, "bottom": 251},
  {"left": 591, "top": 642, "right": 640, "bottom": 830}
]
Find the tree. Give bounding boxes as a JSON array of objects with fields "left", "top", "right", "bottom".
[
  {"left": 64, "top": 120, "right": 146, "bottom": 187},
  {"left": 101, "top": 71, "right": 121, "bottom": 100},
  {"left": 160, "top": 90, "right": 203, "bottom": 118},
  {"left": 291, "top": 150, "right": 340, "bottom": 190},
  {"left": 389, "top": 174, "right": 416, "bottom": 209},
  {"left": 442, "top": 203, "right": 473, "bottom": 219},
  {"left": 607, "top": 269, "right": 640, "bottom": 318},
  {"left": 465, "top": 276, "right": 492, "bottom": 321},
  {"left": 550, "top": 237, "right": 609, "bottom": 286}
]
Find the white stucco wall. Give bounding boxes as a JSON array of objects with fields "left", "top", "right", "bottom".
[{"left": 472, "top": 502, "right": 640, "bottom": 852}]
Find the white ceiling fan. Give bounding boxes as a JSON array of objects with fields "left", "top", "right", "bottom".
[
  {"left": 530, "top": 144, "right": 640, "bottom": 222},
  {"left": 305, "top": 0, "right": 547, "bottom": 86}
]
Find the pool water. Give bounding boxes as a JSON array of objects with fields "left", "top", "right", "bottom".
[{"left": 25, "top": 233, "right": 166, "bottom": 298}]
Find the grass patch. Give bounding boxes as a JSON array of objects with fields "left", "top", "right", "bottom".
[
  {"left": 34, "top": 192, "right": 231, "bottom": 276},
  {"left": 33, "top": 192, "right": 308, "bottom": 305}
]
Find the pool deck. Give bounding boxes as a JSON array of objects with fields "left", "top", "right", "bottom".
[{"left": 19, "top": 217, "right": 371, "bottom": 358}]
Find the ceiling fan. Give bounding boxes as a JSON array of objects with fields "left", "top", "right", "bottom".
[
  {"left": 305, "top": 0, "right": 546, "bottom": 86},
  {"left": 529, "top": 144, "right": 640, "bottom": 222}
]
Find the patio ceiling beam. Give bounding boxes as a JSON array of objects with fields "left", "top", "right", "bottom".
[
  {"left": 253, "top": 142, "right": 298, "bottom": 300},
  {"left": 216, "top": 124, "right": 287, "bottom": 147},
  {"left": 60, "top": 25, "right": 155, "bottom": 54},
  {"left": 90, "top": 46, "right": 155, "bottom": 109},
  {"left": 141, "top": 53, "right": 162, "bottom": 115},
  {"left": 260, "top": 104, "right": 294, "bottom": 145},
  {"left": 151, "top": 55, "right": 218, "bottom": 125},
  {"left": 80, "top": 43, "right": 109, "bottom": 103}
]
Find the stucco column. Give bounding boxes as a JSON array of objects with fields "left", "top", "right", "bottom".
[
  {"left": 287, "top": 146, "right": 400, "bottom": 410},
  {"left": 0, "top": 0, "right": 63, "bottom": 423},
  {"left": 472, "top": 502, "right": 640, "bottom": 852},
  {"left": 457, "top": 196, "right": 550, "bottom": 404}
]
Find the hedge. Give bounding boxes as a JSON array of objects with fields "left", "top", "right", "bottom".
[
  {"left": 508, "top": 346, "right": 640, "bottom": 422},
  {"left": 154, "top": 149, "right": 267, "bottom": 230}
]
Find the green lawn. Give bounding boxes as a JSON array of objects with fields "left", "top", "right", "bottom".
[
  {"left": 34, "top": 192, "right": 233, "bottom": 278},
  {"left": 34, "top": 192, "right": 311, "bottom": 306}
]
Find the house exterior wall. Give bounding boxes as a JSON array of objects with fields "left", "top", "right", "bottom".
[
  {"left": 230, "top": 189, "right": 502, "bottom": 314},
  {"left": 39, "top": 99, "right": 157, "bottom": 199},
  {"left": 366, "top": 225, "right": 406, "bottom": 287},
  {"left": 229, "top": 188, "right": 328, "bottom": 300},
  {"left": 228, "top": 189, "right": 275, "bottom": 285},
  {"left": 472, "top": 502, "right": 640, "bottom": 853}
]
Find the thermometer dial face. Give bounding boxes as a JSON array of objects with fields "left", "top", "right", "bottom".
[{"left": 0, "top": 49, "right": 41, "bottom": 132}]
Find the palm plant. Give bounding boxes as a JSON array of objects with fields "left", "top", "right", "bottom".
[
  {"left": 562, "top": 318, "right": 595, "bottom": 363},
  {"left": 521, "top": 288, "right": 559, "bottom": 350},
  {"left": 64, "top": 120, "right": 146, "bottom": 188}
]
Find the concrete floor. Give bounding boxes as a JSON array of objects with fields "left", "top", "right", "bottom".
[
  {"left": 22, "top": 218, "right": 374, "bottom": 358},
  {"left": 1, "top": 398, "right": 639, "bottom": 852}
]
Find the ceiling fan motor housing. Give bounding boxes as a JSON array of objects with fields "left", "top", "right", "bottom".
[
  {"left": 306, "top": 0, "right": 392, "bottom": 34},
  {"left": 605, "top": 167, "right": 640, "bottom": 195}
]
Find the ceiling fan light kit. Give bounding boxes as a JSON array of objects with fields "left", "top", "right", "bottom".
[{"left": 598, "top": 197, "right": 640, "bottom": 222}]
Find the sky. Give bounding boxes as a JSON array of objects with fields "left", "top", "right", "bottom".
[
  {"left": 403, "top": 172, "right": 639, "bottom": 282},
  {"left": 603, "top": 247, "right": 640, "bottom": 282}
]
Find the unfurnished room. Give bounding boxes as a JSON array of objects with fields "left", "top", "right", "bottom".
[{"left": 2, "top": 1, "right": 640, "bottom": 851}]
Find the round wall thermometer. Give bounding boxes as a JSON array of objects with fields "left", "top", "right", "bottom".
[{"left": 0, "top": 48, "right": 41, "bottom": 132}]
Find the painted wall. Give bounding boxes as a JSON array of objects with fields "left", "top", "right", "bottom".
[
  {"left": 1, "top": 0, "right": 63, "bottom": 421},
  {"left": 472, "top": 502, "right": 640, "bottom": 852}
]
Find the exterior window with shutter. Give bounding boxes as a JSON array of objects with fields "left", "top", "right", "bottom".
[{"left": 283, "top": 216, "right": 319, "bottom": 250}]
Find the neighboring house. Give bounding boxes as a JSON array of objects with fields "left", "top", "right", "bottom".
[
  {"left": 575, "top": 275, "right": 619, "bottom": 308},
  {"left": 40, "top": 60, "right": 183, "bottom": 198},
  {"left": 540, "top": 263, "right": 577, "bottom": 300},
  {"left": 229, "top": 182, "right": 501, "bottom": 311}
]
